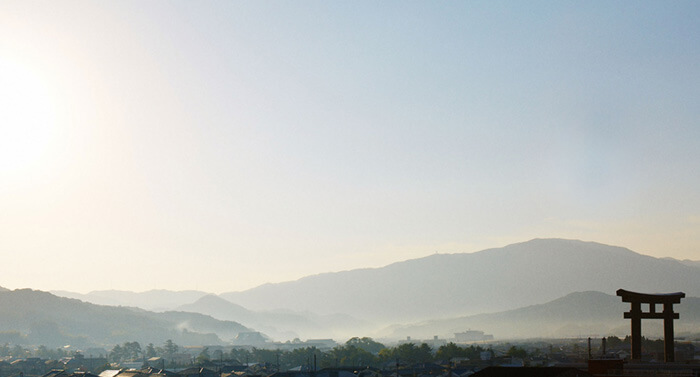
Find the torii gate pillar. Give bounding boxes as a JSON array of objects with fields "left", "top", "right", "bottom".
[{"left": 617, "top": 289, "right": 685, "bottom": 362}]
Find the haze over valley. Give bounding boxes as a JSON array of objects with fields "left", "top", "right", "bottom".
[{"left": 18, "top": 239, "right": 695, "bottom": 346}]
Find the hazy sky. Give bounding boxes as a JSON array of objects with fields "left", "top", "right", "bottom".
[{"left": 1, "top": 1, "right": 698, "bottom": 294}]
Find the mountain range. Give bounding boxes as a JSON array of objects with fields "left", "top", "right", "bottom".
[
  {"left": 40, "top": 238, "right": 700, "bottom": 343},
  {"left": 3, "top": 288, "right": 699, "bottom": 348},
  {"left": 218, "top": 239, "right": 700, "bottom": 324},
  {"left": 0, "top": 289, "right": 249, "bottom": 348}
]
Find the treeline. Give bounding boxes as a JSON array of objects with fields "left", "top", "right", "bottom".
[
  {"left": 152, "top": 337, "right": 491, "bottom": 370},
  {"left": 4, "top": 337, "right": 498, "bottom": 370},
  {"left": 605, "top": 336, "right": 665, "bottom": 353},
  {"left": 102, "top": 337, "right": 493, "bottom": 369},
  {"left": 110, "top": 340, "right": 180, "bottom": 362},
  {"left": 0, "top": 343, "right": 73, "bottom": 359}
]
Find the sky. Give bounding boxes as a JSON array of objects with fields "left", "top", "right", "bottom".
[{"left": 1, "top": 1, "right": 699, "bottom": 294}]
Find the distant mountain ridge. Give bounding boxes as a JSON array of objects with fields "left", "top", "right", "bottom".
[
  {"left": 51, "top": 289, "right": 209, "bottom": 312},
  {"left": 0, "top": 289, "right": 250, "bottom": 347},
  {"left": 219, "top": 239, "right": 700, "bottom": 324},
  {"left": 662, "top": 257, "right": 700, "bottom": 268},
  {"left": 47, "top": 239, "right": 700, "bottom": 341}
]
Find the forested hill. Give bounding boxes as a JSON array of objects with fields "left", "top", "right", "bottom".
[
  {"left": 176, "top": 294, "right": 372, "bottom": 340},
  {"left": 0, "top": 289, "right": 250, "bottom": 347},
  {"left": 220, "top": 239, "right": 700, "bottom": 323}
]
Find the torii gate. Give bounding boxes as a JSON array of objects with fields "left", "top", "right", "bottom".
[{"left": 616, "top": 289, "right": 685, "bottom": 362}]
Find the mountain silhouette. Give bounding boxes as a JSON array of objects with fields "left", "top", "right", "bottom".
[
  {"left": 51, "top": 289, "right": 209, "bottom": 311},
  {"left": 220, "top": 239, "right": 700, "bottom": 324},
  {"left": 0, "top": 289, "right": 249, "bottom": 347}
]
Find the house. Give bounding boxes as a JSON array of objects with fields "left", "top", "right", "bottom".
[
  {"left": 63, "top": 356, "right": 108, "bottom": 372},
  {"left": 98, "top": 370, "right": 121, "bottom": 377},
  {"left": 11, "top": 358, "right": 46, "bottom": 375},
  {"left": 220, "top": 364, "right": 248, "bottom": 374},
  {"left": 41, "top": 371, "right": 101, "bottom": 377},
  {"left": 177, "top": 367, "right": 218, "bottom": 377},
  {"left": 410, "top": 363, "right": 445, "bottom": 376},
  {"left": 43, "top": 370, "right": 70, "bottom": 377},
  {"left": 315, "top": 368, "right": 362, "bottom": 377},
  {"left": 146, "top": 357, "right": 165, "bottom": 369},
  {"left": 71, "top": 372, "right": 101, "bottom": 377},
  {"left": 138, "top": 366, "right": 180, "bottom": 377},
  {"left": 454, "top": 332, "right": 493, "bottom": 343},
  {"left": 112, "top": 370, "right": 150, "bottom": 377},
  {"left": 471, "top": 367, "right": 592, "bottom": 377}
]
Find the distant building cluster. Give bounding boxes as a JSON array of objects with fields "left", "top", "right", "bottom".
[
  {"left": 396, "top": 330, "right": 494, "bottom": 350},
  {"left": 454, "top": 331, "right": 494, "bottom": 343},
  {"left": 231, "top": 332, "right": 338, "bottom": 351}
]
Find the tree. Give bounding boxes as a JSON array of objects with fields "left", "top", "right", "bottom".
[
  {"left": 415, "top": 343, "right": 434, "bottom": 363},
  {"left": 229, "top": 348, "right": 251, "bottom": 365},
  {"left": 110, "top": 342, "right": 142, "bottom": 362},
  {"left": 36, "top": 345, "right": 50, "bottom": 359},
  {"left": 377, "top": 347, "right": 394, "bottom": 363},
  {"left": 251, "top": 347, "right": 278, "bottom": 364},
  {"left": 163, "top": 339, "right": 179, "bottom": 357},
  {"left": 606, "top": 336, "right": 623, "bottom": 348},
  {"left": 145, "top": 343, "right": 157, "bottom": 358},
  {"left": 110, "top": 344, "right": 124, "bottom": 362},
  {"left": 10, "top": 345, "right": 28, "bottom": 358},
  {"left": 378, "top": 343, "right": 433, "bottom": 365},
  {"left": 507, "top": 346, "right": 527, "bottom": 358},
  {"left": 282, "top": 347, "right": 317, "bottom": 370},
  {"left": 196, "top": 347, "right": 211, "bottom": 365},
  {"left": 212, "top": 349, "right": 224, "bottom": 362},
  {"left": 345, "top": 337, "right": 385, "bottom": 354},
  {"left": 325, "top": 345, "right": 376, "bottom": 368},
  {"left": 123, "top": 341, "right": 142, "bottom": 360},
  {"left": 436, "top": 342, "right": 468, "bottom": 360}
]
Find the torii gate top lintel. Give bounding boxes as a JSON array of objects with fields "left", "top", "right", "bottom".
[{"left": 616, "top": 289, "right": 685, "bottom": 304}]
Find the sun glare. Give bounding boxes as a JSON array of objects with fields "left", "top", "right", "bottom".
[{"left": 0, "top": 58, "right": 57, "bottom": 173}]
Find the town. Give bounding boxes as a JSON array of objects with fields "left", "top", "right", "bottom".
[{"left": 1, "top": 334, "right": 699, "bottom": 377}]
